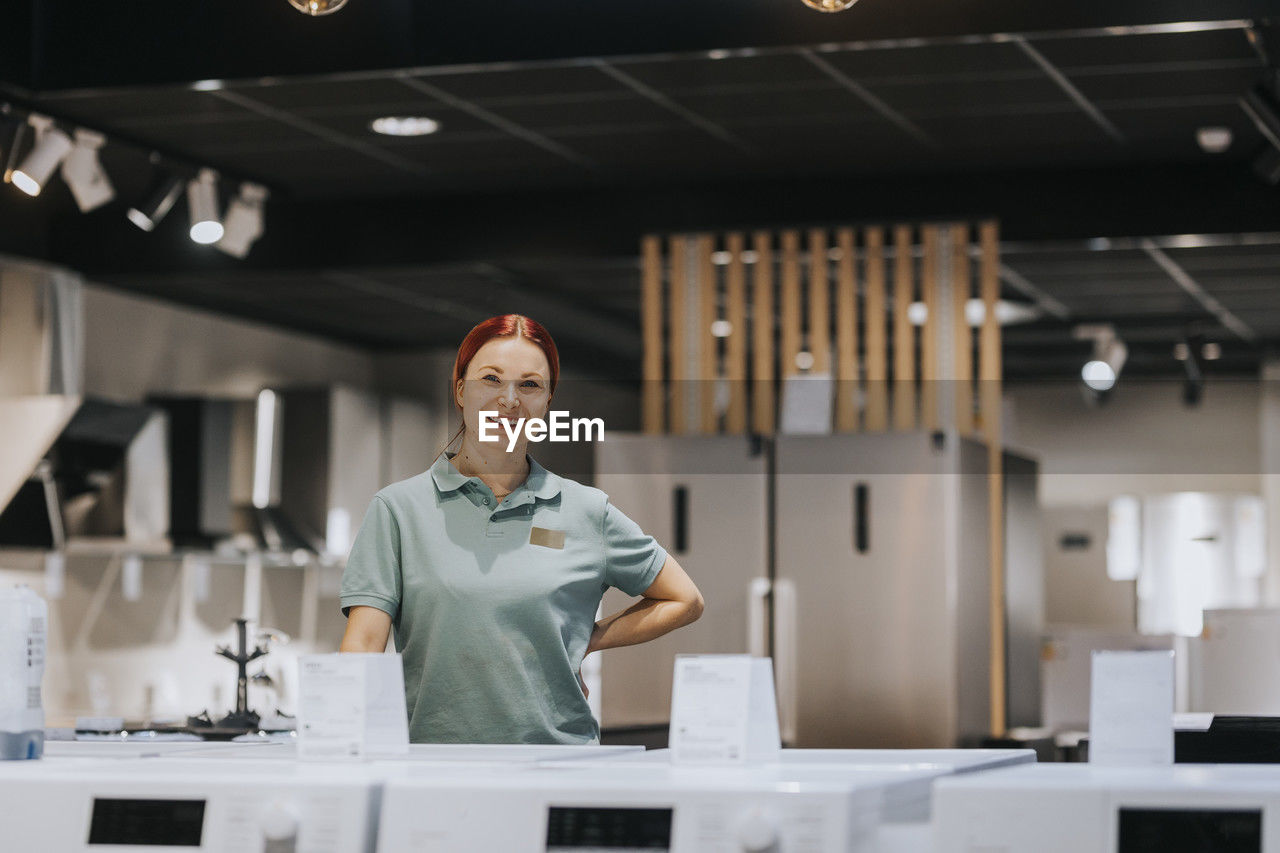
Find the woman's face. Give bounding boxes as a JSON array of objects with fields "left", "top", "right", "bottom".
[{"left": 456, "top": 335, "right": 552, "bottom": 448}]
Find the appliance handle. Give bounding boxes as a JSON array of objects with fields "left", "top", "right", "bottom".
[
  {"left": 747, "top": 577, "right": 771, "bottom": 658},
  {"left": 854, "top": 482, "right": 869, "bottom": 553},
  {"left": 773, "top": 577, "right": 798, "bottom": 746},
  {"left": 673, "top": 485, "right": 689, "bottom": 552}
]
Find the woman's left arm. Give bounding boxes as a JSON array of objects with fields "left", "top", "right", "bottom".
[{"left": 586, "top": 556, "right": 705, "bottom": 655}]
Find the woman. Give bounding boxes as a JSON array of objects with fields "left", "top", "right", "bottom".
[{"left": 339, "top": 314, "right": 704, "bottom": 744}]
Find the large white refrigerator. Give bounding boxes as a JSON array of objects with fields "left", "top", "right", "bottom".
[{"left": 596, "top": 431, "right": 1039, "bottom": 749}]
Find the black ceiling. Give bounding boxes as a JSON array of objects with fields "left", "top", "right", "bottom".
[{"left": 3, "top": 3, "right": 1280, "bottom": 382}]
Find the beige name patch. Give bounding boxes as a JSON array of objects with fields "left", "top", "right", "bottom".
[{"left": 530, "top": 527, "right": 566, "bottom": 549}]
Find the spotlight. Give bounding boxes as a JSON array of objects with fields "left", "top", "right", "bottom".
[
  {"left": 1181, "top": 334, "right": 1205, "bottom": 407},
  {"left": 11, "top": 115, "right": 73, "bottom": 197},
  {"left": 1074, "top": 324, "right": 1127, "bottom": 400},
  {"left": 0, "top": 114, "right": 27, "bottom": 184},
  {"left": 1081, "top": 359, "right": 1117, "bottom": 392},
  {"left": 61, "top": 129, "right": 114, "bottom": 212},
  {"left": 127, "top": 172, "right": 185, "bottom": 232},
  {"left": 187, "top": 168, "right": 223, "bottom": 244},
  {"left": 215, "top": 182, "right": 268, "bottom": 259}
]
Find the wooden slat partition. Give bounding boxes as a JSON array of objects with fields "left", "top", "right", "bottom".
[
  {"left": 725, "top": 233, "right": 748, "bottom": 434},
  {"left": 892, "top": 225, "right": 916, "bottom": 431},
  {"left": 641, "top": 234, "right": 664, "bottom": 434},
  {"left": 780, "top": 230, "right": 803, "bottom": 378},
  {"left": 643, "top": 220, "right": 995, "bottom": 443},
  {"left": 668, "top": 235, "right": 688, "bottom": 434},
  {"left": 807, "top": 228, "right": 830, "bottom": 375},
  {"left": 951, "top": 224, "right": 974, "bottom": 435},
  {"left": 864, "top": 227, "right": 889, "bottom": 431},
  {"left": 979, "top": 219, "right": 1005, "bottom": 737},
  {"left": 697, "top": 234, "right": 718, "bottom": 434},
  {"left": 752, "top": 231, "right": 775, "bottom": 435},
  {"left": 834, "top": 228, "right": 858, "bottom": 432},
  {"left": 920, "top": 225, "right": 940, "bottom": 431}
]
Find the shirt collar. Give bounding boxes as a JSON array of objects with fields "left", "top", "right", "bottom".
[{"left": 429, "top": 453, "right": 562, "bottom": 504}]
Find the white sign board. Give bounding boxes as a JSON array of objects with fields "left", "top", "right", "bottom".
[
  {"left": 297, "top": 653, "right": 409, "bottom": 760},
  {"left": 670, "top": 654, "right": 781, "bottom": 764},
  {"left": 1089, "top": 649, "right": 1174, "bottom": 766}
]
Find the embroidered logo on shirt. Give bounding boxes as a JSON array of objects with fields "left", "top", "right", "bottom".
[{"left": 530, "top": 527, "right": 566, "bottom": 549}]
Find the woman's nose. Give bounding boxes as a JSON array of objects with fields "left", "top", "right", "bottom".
[{"left": 498, "top": 382, "right": 519, "bottom": 407}]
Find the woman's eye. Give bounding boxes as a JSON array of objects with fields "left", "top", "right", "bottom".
[
  {"left": 481, "top": 375, "right": 500, "bottom": 384},
  {"left": 521, "top": 380, "right": 542, "bottom": 389}
]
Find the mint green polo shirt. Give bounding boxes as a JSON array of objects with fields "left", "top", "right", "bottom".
[{"left": 339, "top": 453, "right": 667, "bottom": 745}]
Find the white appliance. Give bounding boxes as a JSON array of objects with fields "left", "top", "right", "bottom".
[
  {"left": 933, "top": 763, "right": 1280, "bottom": 853},
  {"left": 0, "top": 756, "right": 383, "bottom": 852},
  {"left": 376, "top": 748, "right": 1037, "bottom": 852},
  {"left": 169, "top": 742, "right": 644, "bottom": 764},
  {"left": 1040, "top": 627, "right": 1189, "bottom": 732},
  {"left": 1188, "top": 608, "right": 1280, "bottom": 715}
]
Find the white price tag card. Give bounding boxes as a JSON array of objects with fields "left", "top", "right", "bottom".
[
  {"left": 670, "top": 655, "right": 780, "bottom": 764},
  {"left": 779, "top": 373, "right": 834, "bottom": 435},
  {"left": 297, "top": 653, "right": 409, "bottom": 760},
  {"left": 1089, "top": 650, "right": 1174, "bottom": 766}
]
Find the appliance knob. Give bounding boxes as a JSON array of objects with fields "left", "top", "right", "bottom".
[
  {"left": 733, "top": 808, "right": 780, "bottom": 852},
  {"left": 260, "top": 801, "right": 300, "bottom": 843}
]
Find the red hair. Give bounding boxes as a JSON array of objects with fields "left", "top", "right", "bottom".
[{"left": 452, "top": 314, "right": 560, "bottom": 407}]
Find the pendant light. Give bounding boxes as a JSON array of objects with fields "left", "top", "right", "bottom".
[
  {"left": 287, "top": 0, "right": 348, "bottom": 15},
  {"left": 801, "top": 0, "right": 859, "bottom": 10}
]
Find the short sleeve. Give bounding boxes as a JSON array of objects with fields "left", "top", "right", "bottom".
[
  {"left": 601, "top": 499, "right": 668, "bottom": 597},
  {"left": 339, "top": 496, "right": 403, "bottom": 618}
]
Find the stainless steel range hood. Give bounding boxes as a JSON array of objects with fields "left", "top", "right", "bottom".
[
  {"left": 0, "top": 396, "right": 169, "bottom": 549},
  {"left": 243, "top": 386, "right": 383, "bottom": 560}
]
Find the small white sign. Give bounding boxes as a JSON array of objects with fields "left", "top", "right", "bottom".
[
  {"left": 670, "top": 655, "right": 781, "bottom": 764},
  {"left": 297, "top": 653, "right": 409, "bottom": 760},
  {"left": 1089, "top": 649, "right": 1174, "bottom": 766},
  {"left": 780, "top": 373, "right": 834, "bottom": 435}
]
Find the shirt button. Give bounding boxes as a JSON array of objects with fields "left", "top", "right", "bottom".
[{"left": 483, "top": 497, "right": 491, "bottom": 506}]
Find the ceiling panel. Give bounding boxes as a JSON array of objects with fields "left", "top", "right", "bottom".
[
  {"left": 479, "top": 96, "right": 680, "bottom": 131},
  {"left": 667, "top": 84, "right": 874, "bottom": 121},
  {"left": 421, "top": 66, "right": 629, "bottom": 101},
  {"left": 1068, "top": 65, "right": 1260, "bottom": 102},
  {"left": 870, "top": 76, "right": 1074, "bottom": 115},
  {"left": 225, "top": 78, "right": 442, "bottom": 111},
  {"left": 614, "top": 54, "right": 830, "bottom": 89},
  {"left": 1028, "top": 29, "right": 1257, "bottom": 69},
  {"left": 819, "top": 42, "right": 1038, "bottom": 78}
]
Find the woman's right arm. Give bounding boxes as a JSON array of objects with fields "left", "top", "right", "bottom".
[{"left": 340, "top": 605, "right": 392, "bottom": 652}]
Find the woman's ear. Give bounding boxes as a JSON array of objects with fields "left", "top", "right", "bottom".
[{"left": 455, "top": 378, "right": 465, "bottom": 410}]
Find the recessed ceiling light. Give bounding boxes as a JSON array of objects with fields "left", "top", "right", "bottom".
[
  {"left": 370, "top": 116, "right": 440, "bottom": 137},
  {"left": 1196, "top": 126, "right": 1232, "bottom": 153}
]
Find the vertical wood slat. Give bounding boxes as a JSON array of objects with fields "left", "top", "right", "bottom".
[
  {"left": 978, "top": 219, "right": 1005, "bottom": 737},
  {"left": 864, "top": 228, "right": 889, "bottom": 431},
  {"left": 697, "top": 234, "right": 718, "bottom": 434},
  {"left": 920, "top": 226, "right": 940, "bottom": 430},
  {"left": 892, "top": 225, "right": 916, "bottom": 431},
  {"left": 752, "top": 231, "right": 776, "bottom": 435},
  {"left": 952, "top": 224, "right": 974, "bottom": 435},
  {"left": 725, "top": 233, "right": 748, "bottom": 434},
  {"left": 641, "top": 234, "right": 664, "bottom": 434},
  {"left": 835, "top": 228, "right": 858, "bottom": 432},
  {"left": 780, "top": 230, "right": 803, "bottom": 377},
  {"left": 807, "top": 228, "right": 830, "bottom": 375},
  {"left": 668, "top": 235, "right": 688, "bottom": 434}
]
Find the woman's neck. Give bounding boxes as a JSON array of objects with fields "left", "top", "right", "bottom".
[{"left": 452, "top": 434, "right": 530, "bottom": 495}]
